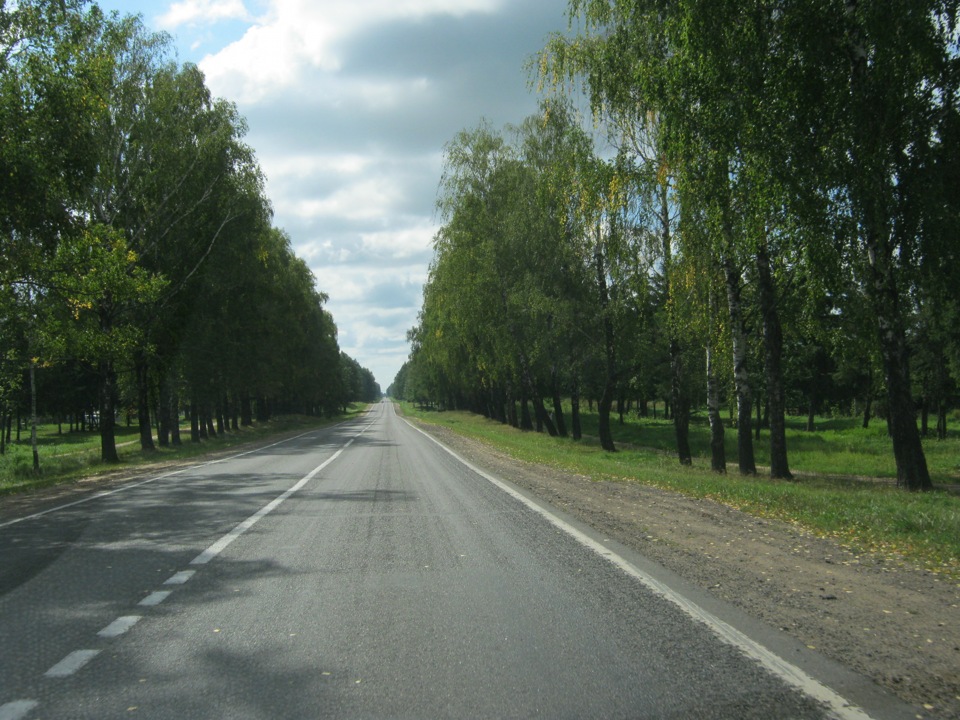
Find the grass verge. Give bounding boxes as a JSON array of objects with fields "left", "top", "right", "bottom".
[
  {"left": 401, "top": 403, "right": 960, "bottom": 580},
  {"left": 0, "top": 404, "right": 369, "bottom": 497}
]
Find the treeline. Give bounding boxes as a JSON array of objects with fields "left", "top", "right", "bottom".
[
  {"left": 0, "top": 1, "right": 379, "bottom": 468},
  {"left": 390, "top": 0, "right": 959, "bottom": 491}
]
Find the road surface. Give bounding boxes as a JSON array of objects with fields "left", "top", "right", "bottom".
[{"left": 0, "top": 403, "right": 914, "bottom": 719}]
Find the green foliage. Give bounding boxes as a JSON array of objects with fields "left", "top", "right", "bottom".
[{"left": 0, "top": 1, "right": 363, "bottom": 468}]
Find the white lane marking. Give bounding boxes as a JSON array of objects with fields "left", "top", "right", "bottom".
[
  {"left": 0, "top": 701, "right": 39, "bottom": 720},
  {"left": 139, "top": 590, "right": 172, "bottom": 607},
  {"left": 0, "top": 419, "right": 368, "bottom": 531},
  {"left": 164, "top": 570, "right": 196, "bottom": 585},
  {"left": 44, "top": 649, "right": 100, "bottom": 678},
  {"left": 405, "top": 419, "right": 875, "bottom": 720},
  {"left": 190, "top": 424, "right": 374, "bottom": 566},
  {"left": 97, "top": 616, "right": 141, "bottom": 638}
]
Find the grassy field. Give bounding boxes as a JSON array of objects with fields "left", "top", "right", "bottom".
[
  {"left": 401, "top": 402, "right": 960, "bottom": 579},
  {"left": 0, "top": 405, "right": 369, "bottom": 497},
  {"left": 573, "top": 407, "right": 960, "bottom": 482}
]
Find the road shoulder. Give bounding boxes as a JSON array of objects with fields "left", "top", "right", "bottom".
[{"left": 411, "top": 419, "right": 960, "bottom": 719}]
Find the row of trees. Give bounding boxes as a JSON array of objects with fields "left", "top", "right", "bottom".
[
  {"left": 392, "top": 0, "right": 959, "bottom": 491},
  {"left": 1, "top": 1, "right": 378, "bottom": 469}
]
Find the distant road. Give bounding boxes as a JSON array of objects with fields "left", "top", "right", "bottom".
[{"left": 0, "top": 403, "right": 909, "bottom": 719}]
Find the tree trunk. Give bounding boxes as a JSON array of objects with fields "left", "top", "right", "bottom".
[
  {"left": 876, "top": 299, "right": 931, "bottom": 489},
  {"left": 570, "top": 380, "right": 582, "bottom": 441},
  {"left": 756, "top": 240, "right": 791, "bottom": 479},
  {"left": 216, "top": 397, "right": 225, "bottom": 435},
  {"left": 595, "top": 228, "right": 617, "bottom": 453},
  {"left": 860, "top": 222, "right": 931, "bottom": 488},
  {"left": 99, "top": 360, "right": 119, "bottom": 463},
  {"left": 256, "top": 395, "right": 269, "bottom": 423},
  {"left": 240, "top": 393, "right": 253, "bottom": 426},
  {"left": 671, "top": 339, "right": 692, "bottom": 465},
  {"left": 494, "top": 386, "right": 507, "bottom": 425},
  {"left": 135, "top": 355, "right": 155, "bottom": 451},
  {"left": 706, "top": 341, "right": 726, "bottom": 473},
  {"left": 755, "top": 396, "right": 762, "bottom": 441},
  {"left": 598, "top": 385, "right": 616, "bottom": 452},
  {"left": 723, "top": 255, "right": 756, "bottom": 475},
  {"left": 222, "top": 394, "right": 231, "bottom": 433},
  {"left": 190, "top": 401, "right": 201, "bottom": 443},
  {"left": 847, "top": 6, "right": 931, "bottom": 491},
  {"left": 158, "top": 376, "right": 171, "bottom": 447},
  {"left": 506, "top": 383, "right": 518, "bottom": 428},
  {"left": 30, "top": 360, "right": 40, "bottom": 474},
  {"left": 532, "top": 390, "right": 558, "bottom": 436},
  {"left": 551, "top": 368, "right": 567, "bottom": 438},
  {"left": 519, "top": 385, "right": 533, "bottom": 431},
  {"left": 170, "top": 388, "right": 182, "bottom": 446}
]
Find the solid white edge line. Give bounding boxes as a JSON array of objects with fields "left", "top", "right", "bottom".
[
  {"left": 0, "top": 701, "right": 39, "bottom": 720},
  {"left": 44, "top": 649, "right": 101, "bottom": 678},
  {"left": 189, "top": 422, "right": 375, "bottom": 566},
  {"left": 403, "top": 418, "right": 874, "bottom": 720},
  {"left": 97, "top": 615, "right": 141, "bottom": 638}
]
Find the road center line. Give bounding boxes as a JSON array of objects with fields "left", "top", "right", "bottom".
[
  {"left": 139, "top": 590, "right": 172, "bottom": 607},
  {"left": 97, "top": 616, "right": 141, "bottom": 638},
  {"left": 0, "top": 701, "right": 39, "bottom": 720},
  {"left": 0, "top": 421, "right": 360, "bottom": 531},
  {"left": 44, "top": 650, "right": 101, "bottom": 678},
  {"left": 164, "top": 570, "right": 195, "bottom": 585},
  {"left": 405, "top": 419, "right": 875, "bottom": 720},
  {"left": 190, "top": 424, "right": 373, "bottom": 567}
]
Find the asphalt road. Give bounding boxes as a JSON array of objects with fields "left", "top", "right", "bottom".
[{"left": 0, "top": 403, "right": 914, "bottom": 719}]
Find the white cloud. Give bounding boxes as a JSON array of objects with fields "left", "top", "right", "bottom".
[
  {"left": 360, "top": 222, "right": 436, "bottom": 261},
  {"left": 279, "top": 177, "right": 403, "bottom": 223},
  {"left": 169, "top": 0, "right": 570, "bottom": 386},
  {"left": 198, "top": 0, "right": 501, "bottom": 102},
  {"left": 157, "top": 0, "right": 252, "bottom": 29}
]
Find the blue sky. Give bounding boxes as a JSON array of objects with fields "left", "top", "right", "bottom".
[{"left": 92, "top": 0, "right": 574, "bottom": 389}]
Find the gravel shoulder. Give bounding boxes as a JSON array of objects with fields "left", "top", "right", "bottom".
[{"left": 411, "top": 420, "right": 960, "bottom": 720}]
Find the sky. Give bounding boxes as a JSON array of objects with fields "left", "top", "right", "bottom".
[{"left": 92, "top": 0, "right": 576, "bottom": 391}]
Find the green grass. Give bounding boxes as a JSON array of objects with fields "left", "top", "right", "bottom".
[
  {"left": 401, "top": 403, "right": 960, "bottom": 579},
  {"left": 0, "top": 404, "right": 369, "bottom": 496},
  {"left": 576, "top": 408, "right": 960, "bottom": 482}
]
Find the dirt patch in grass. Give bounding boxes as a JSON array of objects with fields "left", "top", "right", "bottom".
[{"left": 416, "top": 421, "right": 960, "bottom": 720}]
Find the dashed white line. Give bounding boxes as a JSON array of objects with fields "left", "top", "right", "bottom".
[
  {"left": 164, "top": 570, "right": 195, "bottom": 585},
  {"left": 44, "top": 649, "right": 101, "bottom": 678},
  {"left": 0, "top": 423, "right": 352, "bottom": 531},
  {"left": 190, "top": 427, "right": 370, "bottom": 566},
  {"left": 97, "top": 616, "right": 141, "bottom": 638},
  {"left": 0, "top": 701, "right": 38, "bottom": 720},
  {"left": 139, "top": 590, "right": 172, "bottom": 607}
]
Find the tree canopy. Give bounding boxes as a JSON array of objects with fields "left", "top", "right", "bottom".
[
  {"left": 0, "top": 0, "right": 377, "bottom": 468},
  {"left": 396, "top": 0, "right": 959, "bottom": 491}
]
